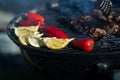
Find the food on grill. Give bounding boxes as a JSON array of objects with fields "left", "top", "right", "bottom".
[
  {"left": 18, "top": 36, "right": 28, "bottom": 45},
  {"left": 60, "top": 8, "right": 120, "bottom": 39},
  {"left": 93, "top": 9, "right": 108, "bottom": 21},
  {"left": 14, "top": 26, "right": 39, "bottom": 37},
  {"left": 116, "top": 15, "right": 120, "bottom": 23},
  {"left": 14, "top": 26, "right": 39, "bottom": 32},
  {"left": 27, "top": 12, "right": 44, "bottom": 22},
  {"left": 43, "top": 37, "right": 74, "bottom": 50},
  {"left": 42, "top": 26, "right": 68, "bottom": 39},
  {"left": 28, "top": 37, "right": 41, "bottom": 47},
  {"left": 13, "top": 26, "right": 43, "bottom": 46},
  {"left": 13, "top": 21, "right": 74, "bottom": 49},
  {"left": 19, "top": 20, "right": 44, "bottom": 29},
  {"left": 71, "top": 38, "right": 94, "bottom": 52},
  {"left": 104, "top": 23, "right": 119, "bottom": 34},
  {"left": 90, "top": 28, "right": 107, "bottom": 38}
]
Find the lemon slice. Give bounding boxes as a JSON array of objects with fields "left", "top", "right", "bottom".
[
  {"left": 13, "top": 26, "right": 38, "bottom": 32},
  {"left": 14, "top": 26, "right": 38, "bottom": 37},
  {"left": 43, "top": 37, "right": 74, "bottom": 50},
  {"left": 14, "top": 28, "right": 33, "bottom": 37},
  {"left": 33, "top": 32, "right": 44, "bottom": 38},
  {"left": 14, "top": 27, "right": 42, "bottom": 37},
  {"left": 18, "top": 36, "right": 28, "bottom": 45},
  {"left": 28, "top": 37, "right": 40, "bottom": 47}
]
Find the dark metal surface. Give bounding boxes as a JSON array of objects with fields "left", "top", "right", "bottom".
[
  {"left": 7, "top": 8, "right": 120, "bottom": 54},
  {"left": 6, "top": 8, "right": 120, "bottom": 80},
  {"left": 6, "top": 0, "right": 120, "bottom": 79}
]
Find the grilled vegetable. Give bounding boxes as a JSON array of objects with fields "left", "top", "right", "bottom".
[
  {"left": 19, "top": 20, "right": 44, "bottom": 29},
  {"left": 72, "top": 38, "right": 94, "bottom": 52},
  {"left": 42, "top": 26, "right": 68, "bottom": 39},
  {"left": 27, "top": 12, "right": 44, "bottom": 22}
]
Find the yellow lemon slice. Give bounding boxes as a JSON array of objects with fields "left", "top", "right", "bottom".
[
  {"left": 14, "top": 27, "right": 42, "bottom": 37},
  {"left": 14, "top": 26, "right": 38, "bottom": 32},
  {"left": 18, "top": 36, "right": 28, "bottom": 45},
  {"left": 43, "top": 37, "right": 74, "bottom": 50},
  {"left": 33, "top": 32, "right": 44, "bottom": 38},
  {"left": 14, "top": 26, "right": 38, "bottom": 37},
  {"left": 28, "top": 37, "right": 40, "bottom": 47},
  {"left": 14, "top": 28, "right": 32, "bottom": 37}
]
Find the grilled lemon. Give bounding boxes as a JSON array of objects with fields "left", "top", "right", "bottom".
[
  {"left": 14, "top": 26, "right": 39, "bottom": 37},
  {"left": 43, "top": 37, "right": 74, "bottom": 50},
  {"left": 28, "top": 37, "right": 40, "bottom": 47},
  {"left": 14, "top": 26, "right": 38, "bottom": 31},
  {"left": 18, "top": 36, "right": 28, "bottom": 45},
  {"left": 15, "top": 28, "right": 32, "bottom": 37}
]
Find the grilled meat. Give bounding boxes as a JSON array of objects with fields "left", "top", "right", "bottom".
[
  {"left": 105, "top": 23, "right": 119, "bottom": 34},
  {"left": 90, "top": 28, "right": 107, "bottom": 38},
  {"left": 58, "top": 8, "right": 120, "bottom": 39}
]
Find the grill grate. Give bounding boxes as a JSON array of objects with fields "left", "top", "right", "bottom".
[
  {"left": 38, "top": 9, "right": 120, "bottom": 53},
  {"left": 7, "top": 6, "right": 120, "bottom": 54}
]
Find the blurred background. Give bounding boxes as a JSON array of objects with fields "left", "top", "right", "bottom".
[
  {"left": 0, "top": 0, "right": 120, "bottom": 80},
  {"left": 0, "top": 0, "right": 48, "bottom": 80}
]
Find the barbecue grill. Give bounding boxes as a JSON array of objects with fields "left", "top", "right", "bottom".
[{"left": 6, "top": 1, "right": 120, "bottom": 80}]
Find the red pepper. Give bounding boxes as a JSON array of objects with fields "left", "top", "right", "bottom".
[
  {"left": 27, "top": 12, "right": 44, "bottom": 22},
  {"left": 19, "top": 20, "right": 44, "bottom": 29},
  {"left": 42, "top": 26, "right": 68, "bottom": 39},
  {"left": 72, "top": 38, "right": 94, "bottom": 52}
]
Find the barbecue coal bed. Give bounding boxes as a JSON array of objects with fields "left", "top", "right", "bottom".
[{"left": 6, "top": 9, "right": 120, "bottom": 80}]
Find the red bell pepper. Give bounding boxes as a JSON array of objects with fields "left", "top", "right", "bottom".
[
  {"left": 27, "top": 12, "right": 44, "bottom": 22},
  {"left": 72, "top": 38, "right": 94, "bottom": 52},
  {"left": 42, "top": 26, "right": 68, "bottom": 39},
  {"left": 19, "top": 20, "right": 44, "bottom": 29}
]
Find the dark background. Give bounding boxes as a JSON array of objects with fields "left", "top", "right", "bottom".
[{"left": 0, "top": 0, "right": 120, "bottom": 80}]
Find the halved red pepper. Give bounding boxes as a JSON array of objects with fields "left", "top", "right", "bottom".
[
  {"left": 19, "top": 20, "right": 44, "bottom": 29},
  {"left": 71, "top": 38, "right": 94, "bottom": 52},
  {"left": 42, "top": 26, "right": 68, "bottom": 39},
  {"left": 27, "top": 12, "right": 44, "bottom": 22}
]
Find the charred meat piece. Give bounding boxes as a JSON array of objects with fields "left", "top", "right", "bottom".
[
  {"left": 104, "top": 23, "right": 119, "bottom": 34},
  {"left": 80, "top": 15, "right": 92, "bottom": 22},
  {"left": 93, "top": 9, "right": 108, "bottom": 21},
  {"left": 57, "top": 8, "right": 120, "bottom": 39},
  {"left": 79, "top": 15, "right": 97, "bottom": 30},
  {"left": 90, "top": 28, "right": 107, "bottom": 38},
  {"left": 115, "top": 16, "right": 120, "bottom": 23}
]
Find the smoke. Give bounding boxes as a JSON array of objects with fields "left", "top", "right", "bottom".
[
  {"left": 0, "top": 0, "right": 46, "bottom": 14},
  {"left": 74, "top": 0, "right": 96, "bottom": 14}
]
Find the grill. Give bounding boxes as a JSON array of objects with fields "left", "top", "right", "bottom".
[{"left": 6, "top": 1, "right": 120, "bottom": 80}]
